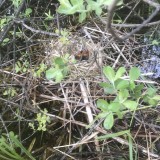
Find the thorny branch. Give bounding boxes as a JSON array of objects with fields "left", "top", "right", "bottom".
[{"left": 107, "top": 0, "right": 160, "bottom": 41}]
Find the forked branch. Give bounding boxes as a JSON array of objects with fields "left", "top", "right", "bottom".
[{"left": 107, "top": 0, "right": 160, "bottom": 41}]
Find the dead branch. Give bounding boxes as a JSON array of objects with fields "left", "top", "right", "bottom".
[{"left": 107, "top": 0, "right": 160, "bottom": 41}]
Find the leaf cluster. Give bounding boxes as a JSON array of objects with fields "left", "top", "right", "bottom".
[
  {"left": 45, "top": 55, "right": 71, "bottom": 83},
  {"left": 15, "top": 60, "right": 29, "bottom": 73},
  {"left": 97, "top": 66, "right": 160, "bottom": 129},
  {"left": 29, "top": 109, "right": 51, "bottom": 132},
  {"left": 57, "top": 0, "right": 123, "bottom": 22},
  {"left": 3, "top": 87, "right": 17, "bottom": 97}
]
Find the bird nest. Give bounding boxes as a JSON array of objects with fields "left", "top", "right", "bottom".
[{"left": 44, "top": 33, "right": 103, "bottom": 81}]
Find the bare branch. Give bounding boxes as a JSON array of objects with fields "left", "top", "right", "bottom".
[
  {"left": 106, "top": 0, "right": 160, "bottom": 41},
  {"left": 15, "top": 19, "right": 59, "bottom": 37}
]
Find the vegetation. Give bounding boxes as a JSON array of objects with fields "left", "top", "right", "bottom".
[
  {"left": 57, "top": 0, "right": 122, "bottom": 22},
  {"left": 0, "top": 0, "right": 160, "bottom": 159},
  {"left": 0, "top": 132, "right": 35, "bottom": 160},
  {"left": 97, "top": 66, "right": 159, "bottom": 130}
]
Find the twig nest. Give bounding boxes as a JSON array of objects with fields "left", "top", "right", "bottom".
[{"left": 44, "top": 33, "right": 103, "bottom": 80}]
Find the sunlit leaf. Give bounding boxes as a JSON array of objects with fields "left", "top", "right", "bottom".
[
  {"left": 103, "top": 66, "right": 115, "bottom": 83},
  {"left": 131, "top": 84, "right": 144, "bottom": 98},
  {"left": 57, "top": 0, "right": 84, "bottom": 14},
  {"left": 79, "top": 12, "right": 86, "bottom": 22},
  {"left": 99, "top": 82, "right": 110, "bottom": 88},
  {"left": 108, "top": 102, "right": 121, "bottom": 112},
  {"left": 118, "top": 90, "right": 129, "bottom": 102},
  {"left": 25, "top": 8, "right": 32, "bottom": 17},
  {"left": 123, "top": 100, "right": 137, "bottom": 111},
  {"left": 129, "top": 67, "right": 140, "bottom": 81},
  {"left": 15, "top": 63, "right": 21, "bottom": 73},
  {"left": 46, "top": 68, "right": 64, "bottom": 82},
  {"left": 146, "top": 87, "right": 157, "bottom": 97},
  {"left": 115, "top": 79, "right": 129, "bottom": 90},
  {"left": 152, "top": 95, "right": 160, "bottom": 101},
  {"left": 99, "top": 82, "right": 116, "bottom": 94},
  {"left": 102, "top": 0, "right": 123, "bottom": 6},
  {"left": 152, "top": 40, "right": 159, "bottom": 45},
  {"left": 97, "top": 112, "right": 109, "bottom": 118},
  {"left": 104, "top": 86, "right": 116, "bottom": 94},
  {"left": 54, "top": 57, "right": 65, "bottom": 66},
  {"left": 103, "top": 112, "right": 114, "bottom": 129},
  {"left": 148, "top": 99, "right": 158, "bottom": 106},
  {"left": 129, "top": 81, "right": 135, "bottom": 90},
  {"left": 55, "top": 71, "right": 64, "bottom": 82},
  {"left": 114, "top": 67, "right": 126, "bottom": 81},
  {"left": 97, "top": 99, "right": 108, "bottom": 111},
  {"left": 95, "top": 7, "right": 102, "bottom": 16},
  {"left": 116, "top": 111, "right": 123, "bottom": 119},
  {"left": 135, "top": 84, "right": 144, "bottom": 92}
]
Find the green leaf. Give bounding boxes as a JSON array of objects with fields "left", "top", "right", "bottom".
[
  {"left": 103, "top": 66, "right": 115, "bottom": 83},
  {"left": 55, "top": 71, "right": 64, "bottom": 82},
  {"left": 2, "top": 38, "right": 9, "bottom": 45},
  {"left": 103, "top": 112, "right": 114, "bottom": 129},
  {"left": 3, "top": 88, "right": 16, "bottom": 97},
  {"left": 86, "top": 0, "right": 98, "bottom": 10},
  {"left": 102, "top": 0, "right": 123, "bottom": 6},
  {"left": 143, "top": 95, "right": 156, "bottom": 106},
  {"left": 97, "top": 112, "right": 109, "bottom": 118},
  {"left": 22, "top": 67, "right": 27, "bottom": 72},
  {"left": 135, "top": 84, "right": 144, "bottom": 92},
  {"left": 58, "top": 0, "right": 72, "bottom": 9},
  {"left": 131, "top": 84, "right": 144, "bottom": 98},
  {"left": 57, "top": 5, "right": 76, "bottom": 15},
  {"left": 115, "top": 79, "right": 129, "bottom": 90},
  {"left": 97, "top": 99, "right": 108, "bottom": 111},
  {"left": 71, "top": 0, "right": 83, "bottom": 8},
  {"left": 148, "top": 99, "right": 158, "bottom": 106},
  {"left": 62, "top": 66, "right": 69, "bottom": 77},
  {"left": 129, "top": 81, "right": 135, "bottom": 90},
  {"left": 104, "top": 86, "right": 116, "bottom": 94},
  {"left": 25, "top": 8, "right": 32, "bottom": 17},
  {"left": 95, "top": 7, "right": 102, "bottom": 16},
  {"left": 114, "top": 67, "right": 126, "bottom": 81},
  {"left": 116, "top": 111, "right": 123, "bottom": 119},
  {"left": 129, "top": 67, "right": 140, "bottom": 81},
  {"left": 146, "top": 87, "right": 157, "bottom": 97},
  {"left": 123, "top": 100, "right": 137, "bottom": 111},
  {"left": 152, "top": 95, "right": 160, "bottom": 101},
  {"left": 99, "top": 82, "right": 110, "bottom": 88},
  {"left": 46, "top": 68, "right": 64, "bottom": 82},
  {"left": 108, "top": 102, "right": 121, "bottom": 112},
  {"left": 143, "top": 95, "right": 149, "bottom": 103},
  {"left": 99, "top": 82, "right": 116, "bottom": 94},
  {"left": 54, "top": 57, "right": 65, "bottom": 66},
  {"left": 152, "top": 40, "right": 159, "bottom": 45},
  {"left": 79, "top": 12, "right": 87, "bottom": 22},
  {"left": 15, "top": 63, "right": 21, "bottom": 73},
  {"left": 46, "top": 68, "right": 56, "bottom": 79},
  {"left": 118, "top": 90, "right": 129, "bottom": 103},
  {"left": 57, "top": 0, "right": 84, "bottom": 15}
]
